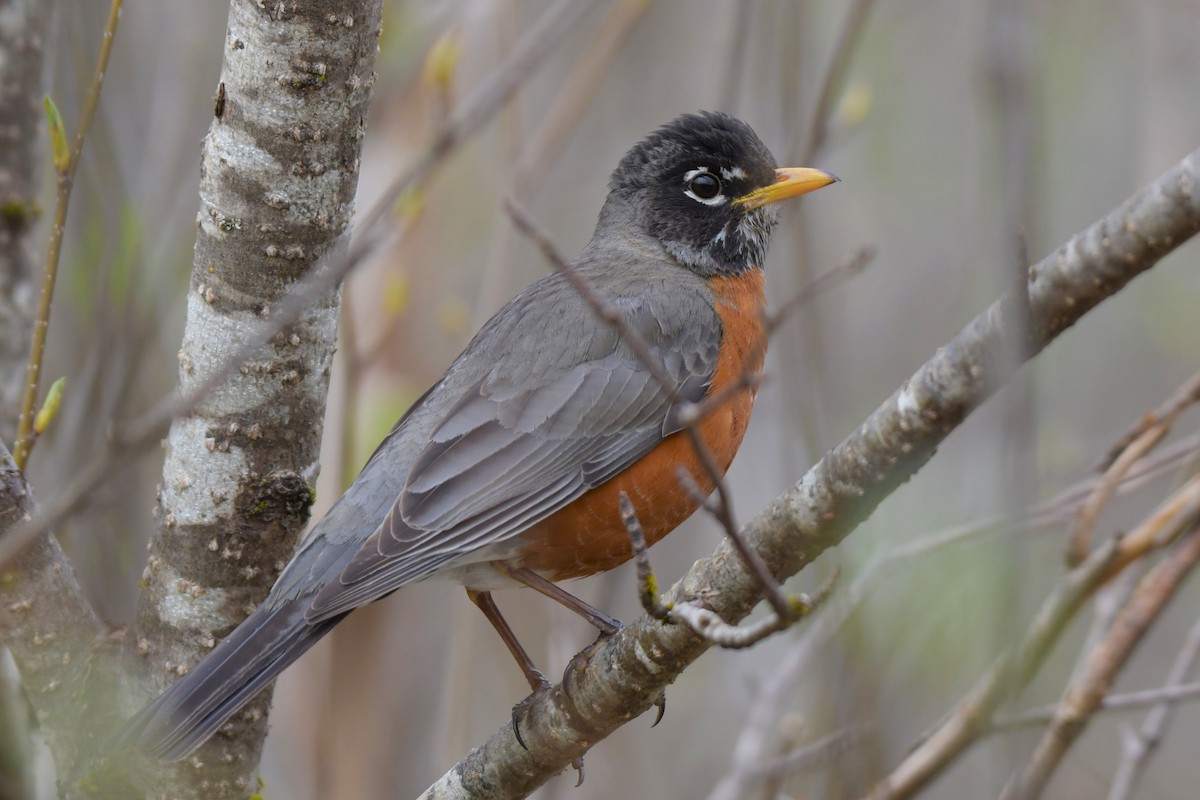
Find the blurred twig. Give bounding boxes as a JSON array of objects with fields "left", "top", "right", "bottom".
[
  {"left": 1105, "top": 613, "right": 1200, "bottom": 800},
  {"left": 12, "top": 0, "right": 122, "bottom": 469},
  {"left": 798, "top": 0, "right": 877, "bottom": 165},
  {"left": 710, "top": 433, "right": 1200, "bottom": 800},
  {"left": 1068, "top": 370, "right": 1200, "bottom": 563},
  {"left": 716, "top": 0, "right": 755, "bottom": 113},
  {"left": 779, "top": 0, "right": 877, "bottom": 470},
  {"left": 0, "top": 0, "right": 600, "bottom": 570},
  {"left": 993, "top": 675, "right": 1200, "bottom": 732},
  {"left": 476, "top": 0, "right": 649, "bottom": 325},
  {"left": 861, "top": 537, "right": 1124, "bottom": 800},
  {"left": 1000, "top": 524, "right": 1200, "bottom": 800},
  {"left": 863, "top": 374, "right": 1200, "bottom": 800}
]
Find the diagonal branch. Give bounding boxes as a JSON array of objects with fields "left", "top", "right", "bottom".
[{"left": 418, "top": 147, "right": 1200, "bottom": 798}]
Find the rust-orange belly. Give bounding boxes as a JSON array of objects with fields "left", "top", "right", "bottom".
[{"left": 516, "top": 268, "right": 767, "bottom": 581}]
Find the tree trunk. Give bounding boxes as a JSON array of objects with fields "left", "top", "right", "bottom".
[
  {"left": 130, "top": 3, "right": 383, "bottom": 798},
  {"left": 0, "top": 0, "right": 47, "bottom": 444}
]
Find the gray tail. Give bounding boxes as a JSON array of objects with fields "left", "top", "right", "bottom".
[{"left": 119, "top": 600, "right": 345, "bottom": 760}]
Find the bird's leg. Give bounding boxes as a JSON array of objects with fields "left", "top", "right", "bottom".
[
  {"left": 500, "top": 566, "right": 621, "bottom": 634},
  {"left": 466, "top": 589, "right": 551, "bottom": 750},
  {"left": 467, "top": 588, "right": 587, "bottom": 781},
  {"left": 500, "top": 566, "right": 667, "bottom": 726}
]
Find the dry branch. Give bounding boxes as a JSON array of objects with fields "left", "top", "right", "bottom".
[
  {"left": 419, "top": 145, "right": 1200, "bottom": 800},
  {"left": 1001, "top": 524, "right": 1200, "bottom": 800}
]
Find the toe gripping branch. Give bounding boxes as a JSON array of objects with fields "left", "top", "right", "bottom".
[{"left": 618, "top": 491, "right": 838, "bottom": 649}]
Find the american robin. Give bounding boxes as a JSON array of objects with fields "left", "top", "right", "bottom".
[{"left": 123, "top": 111, "right": 838, "bottom": 759}]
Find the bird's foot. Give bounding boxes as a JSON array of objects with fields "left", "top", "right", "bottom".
[
  {"left": 560, "top": 627, "right": 669, "bottom": 728},
  {"left": 511, "top": 669, "right": 553, "bottom": 751}
]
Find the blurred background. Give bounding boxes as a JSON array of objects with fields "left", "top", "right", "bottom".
[{"left": 24, "top": 0, "right": 1200, "bottom": 797}]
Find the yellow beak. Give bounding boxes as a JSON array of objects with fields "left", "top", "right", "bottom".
[{"left": 734, "top": 167, "right": 840, "bottom": 210}]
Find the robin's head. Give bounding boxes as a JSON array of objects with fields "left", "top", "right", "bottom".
[{"left": 603, "top": 111, "right": 838, "bottom": 276}]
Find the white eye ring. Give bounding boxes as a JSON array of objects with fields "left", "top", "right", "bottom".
[{"left": 683, "top": 167, "right": 726, "bottom": 206}]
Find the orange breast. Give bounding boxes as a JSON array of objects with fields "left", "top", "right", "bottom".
[{"left": 517, "top": 268, "right": 767, "bottom": 581}]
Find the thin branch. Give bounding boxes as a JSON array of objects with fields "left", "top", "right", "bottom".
[
  {"left": 747, "top": 723, "right": 875, "bottom": 787},
  {"left": 1069, "top": 369, "right": 1200, "bottom": 563},
  {"left": 1106, "top": 613, "right": 1200, "bottom": 800},
  {"left": 12, "top": 0, "right": 122, "bottom": 469},
  {"left": 766, "top": 245, "right": 875, "bottom": 336},
  {"left": 0, "top": 0, "right": 600, "bottom": 571},
  {"left": 1097, "top": 370, "right": 1200, "bottom": 471},
  {"left": 711, "top": 433, "right": 1200, "bottom": 800},
  {"left": 477, "top": 0, "right": 648, "bottom": 324},
  {"left": 502, "top": 197, "right": 680, "bottom": 401},
  {"left": 798, "top": 0, "right": 877, "bottom": 164},
  {"left": 1000, "top": 524, "right": 1200, "bottom": 800},
  {"left": 993, "top": 677, "right": 1200, "bottom": 732},
  {"left": 506, "top": 197, "right": 814, "bottom": 631},
  {"left": 861, "top": 536, "right": 1123, "bottom": 800},
  {"left": 1068, "top": 417, "right": 1173, "bottom": 564},
  {"left": 625, "top": 485, "right": 837, "bottom": 649}
]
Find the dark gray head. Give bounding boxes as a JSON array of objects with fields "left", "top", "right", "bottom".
[{"left": 602, "top": 112, "right": 838, "bottom": 277}]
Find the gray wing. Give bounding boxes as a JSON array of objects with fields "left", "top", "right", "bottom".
[{"left": 305, "top": 280, "right": 720, "bottom": 622}]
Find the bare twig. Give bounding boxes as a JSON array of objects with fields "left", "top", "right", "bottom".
[
  {"left": 766, "top": 245, "right": 875, "bottom": 335},
  {"left": 798, "top": 0, "right": 878, "bottom": 164},
  {"left": 502, "top": 197, "right": 680, "bottom": 400},
  {"left": 861, "top": 537, "right": 1122, "bottom": 800},
  {"left": 993, "top": 676, "right": 1200, "bottom": 732},
  {"left": 625, "top": 480, "right": 837, "bottom": 650},
  {"left": 506, "top": 197, "right": 809, "bottom": 630},
  {"left": 1069, "top": 419, "right": 1174, "bottom": 564},
  {"left": 712, "top": 434, "right": 1200, "bottom": 800},
  {"left": 747, "top": 723, "right": 875, "bottom": 787},
  {"left": 0, "top": 0, "right": 599, "bottom": 570},
  {"left": 1097, "top": 370, "right": 1200, "bottom": 471},
  {"left": 12, "top": 0, "right": 122, "bottom": 468},
  {"left": 1001, "top": 524, "right": 1200, "bottom": 800},
  {"left": 619, "top": 492, "right": 672, "bottom": 621},
  {"left": 1069, "top": 369, "right": 1200, "bottom": 563},
  {"left": 476, "top": 0, "right": 649, "bottom": 324},
  {"left": 1106, "top": 613, "right": 1200, "bottom": 800},
  {"left": 779, "top": 0, "right": 878, "bottom": 470},
  {"left": 864, "top": 467, "right": 1200, "bottom": 800}
]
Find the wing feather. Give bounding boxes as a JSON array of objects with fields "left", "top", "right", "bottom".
[{"left": 305, "top": 283, "right": 722, "bottom": 623}]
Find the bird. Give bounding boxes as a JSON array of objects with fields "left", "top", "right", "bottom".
[{"left": 122, "top": 111, "right": 838, "bottom": 759}]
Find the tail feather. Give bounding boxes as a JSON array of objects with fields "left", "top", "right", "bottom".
[{"left": 120, "top": 600, "right": 344, "bottom": 760}]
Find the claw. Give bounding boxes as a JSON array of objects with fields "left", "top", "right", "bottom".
[
  {"left": 572, "top": 756, "right": 586, "bottom": 787},
  {"left": 651, "top": 690, "right": 667, "bottom": 727},
  {"left": 511, "top": 673, "right": 553, "bottom": 751}
]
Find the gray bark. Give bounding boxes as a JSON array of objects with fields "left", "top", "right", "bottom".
[
  {"left": 0, "top": 0, "right": 48, "bottom": 443},
  {"left": 129, "top": 2, "right": 383, "bottom": 798},
  {"left": 0, "top": 2, "right": 58, "bottom": 798},
  {"left": 0, "top": 443, "right": 114, "bottom": 799}
]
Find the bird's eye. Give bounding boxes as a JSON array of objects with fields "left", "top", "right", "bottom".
[{"left": 688, "top": 172, "right": 722, "bottom": 200}]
